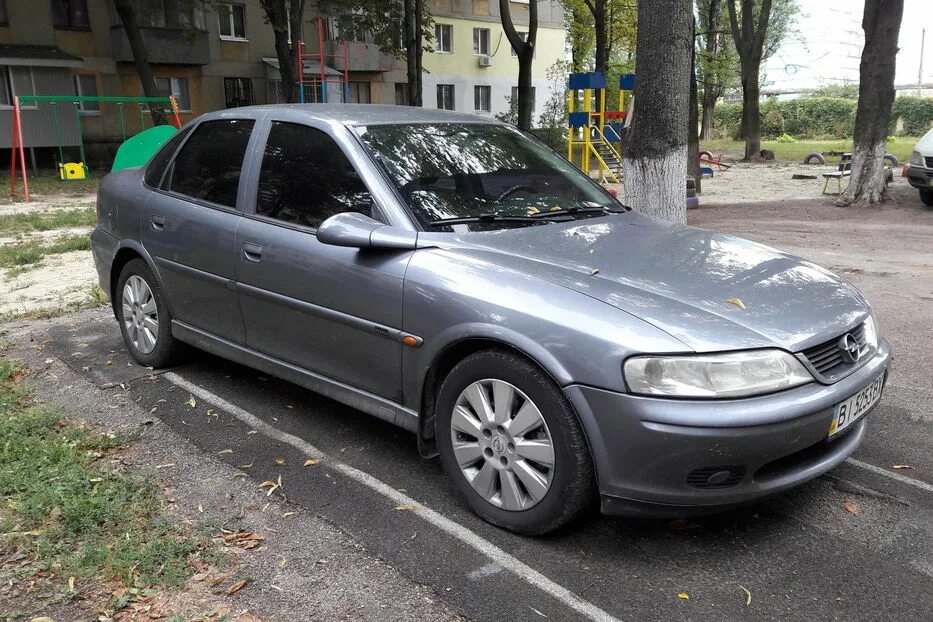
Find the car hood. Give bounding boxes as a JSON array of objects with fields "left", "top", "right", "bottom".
[{"left": 430, "top": 212, "right": 869, "bottom": 352}]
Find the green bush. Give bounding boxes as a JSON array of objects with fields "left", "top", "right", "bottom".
[{"left": 890, "top": 96, "right": 933, "bottom": 135}]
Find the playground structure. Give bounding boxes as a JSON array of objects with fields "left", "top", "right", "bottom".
[
  {"left": 9, "top": 94, "right": 181, "bottom": 202},
  {"left": 296, "top": 17, "right": 350, "bottom": 104},
  {"left": 566, "top": 72, "right": 635, "bottom": 183}
]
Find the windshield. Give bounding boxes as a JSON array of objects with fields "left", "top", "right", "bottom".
[{"left": 353, "top": 123, "right": 623, "bottom": 231}]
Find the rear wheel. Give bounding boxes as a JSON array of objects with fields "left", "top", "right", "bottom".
[
  {"left": 920, "top": 189, "right": 933, "bottom": 206},
  {"left": 436, "top": 349, "right": 596, "bottom": 535},
  {"left": 115, "top": 259, "right": 185, "bottom": 368}
]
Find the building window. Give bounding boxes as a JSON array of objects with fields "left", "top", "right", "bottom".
[
  {"left": 155, "top": 76, "right": 191, "bottom": 112},
  {"left": 0, "top": 66, "right": 37, "bottom": 109},
  {"left": 395, "top": 83, "right": 408, "bottom": 106},
  {"left": 347, "top": 81, "right": 371, "bottom": 104},
  {"left": 436, "top": 84, "right": 455, "bottom": 111},
  {"left": 52, "top": 0, "right": 89, "bottom": 29},
  {"left": 73, "top": 74, "right": 100, "bottom": 113},
  {"left": 435, "top": 24, "right": 452, "bottom": 53},
  {"left": 474, "top": 85, "right": 491, "bottom": 113},
  {"left": 511, "top": 86, "right": 536, "bottom": 111},
  {"left": 473, "top": 28, "right": 490, "bottom": 55},
  {"left": 510, "top": 32, "right": 528, "bottom": 57},
  {"left": 218, "top": 2, "right": 246, "bottom": 40},
  {"left": 0, "top": 1, "right": 8, "bottom": 26},
  {"left": 224, "top": 77, "right": 253, "bottom": 108}
]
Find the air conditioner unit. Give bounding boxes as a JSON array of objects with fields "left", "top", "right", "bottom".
[{"left": 477, "top": 55, "right": 492, "bottom": 68}]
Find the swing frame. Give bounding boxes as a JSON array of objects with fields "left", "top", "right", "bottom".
[{"left": 10, "top": 95, "right": 181, "bottom": 202}]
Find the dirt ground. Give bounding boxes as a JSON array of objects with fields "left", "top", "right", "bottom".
[{"left": 697, "top": 160, "right": 862, "bottom": 203}]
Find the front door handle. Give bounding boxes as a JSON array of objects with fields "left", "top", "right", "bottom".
[
  {"left": 151, "top": 215, "right": 165, "bottom": 231},
  {"left": 242, "top": 242, "right": 263, "bottom": 262}
]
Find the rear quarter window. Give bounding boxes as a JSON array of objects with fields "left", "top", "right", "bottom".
[
  {"left": 143, "top": 126, "right": 192, "bottom": 188},
  {"left": 165, "top": 119, "right": 255, "bottom": 208}
]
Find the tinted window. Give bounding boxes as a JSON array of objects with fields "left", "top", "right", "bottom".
[
  {"left": 256, "top": 122, "right": 372, "bottom": 229},
  {"left": 167, "top": 119, "right": 254, "bottom": 208},
  {"left": 143, "top": 126, "right": 191, "bottom": 188}
]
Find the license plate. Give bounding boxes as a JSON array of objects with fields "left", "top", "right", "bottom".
[{"left": 829, "top": 374, "right": 884, "bottom": 437}]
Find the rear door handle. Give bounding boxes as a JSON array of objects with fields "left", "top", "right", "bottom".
[
  {"left": 242, "top": 242, "right": 262, "bottom": 262},
  {"left": 151, "top": 215, "right": 165, "bottom": 231}
]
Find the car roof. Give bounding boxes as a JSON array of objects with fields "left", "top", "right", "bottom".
[{"left": 201, "top": 104, "right": 505, "bottom": 127}]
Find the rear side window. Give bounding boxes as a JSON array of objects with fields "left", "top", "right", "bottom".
[
  {"left": 166, "top": 119, "right": 255, "bottom": 208},
  {"left": 255, "top": 121, "right": 373, "bottom": 229},
  {"left": 143, "top": 126, "right": 191, "bottom": 188}
]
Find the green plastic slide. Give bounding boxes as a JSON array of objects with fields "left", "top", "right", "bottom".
[{"left": 111, "top": 125, "right": 178, "bottom": 172}]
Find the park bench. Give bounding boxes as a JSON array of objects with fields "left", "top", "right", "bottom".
[{"left": 822, "top": 170, "right": 850, "bottom": 195}]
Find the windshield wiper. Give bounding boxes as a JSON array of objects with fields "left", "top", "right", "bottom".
[
  {"left": 427, "top": 213, "right": 549, "bottom": 227},
  {"left": 530, "top": 205, "right": 626, "bottom": 218}
]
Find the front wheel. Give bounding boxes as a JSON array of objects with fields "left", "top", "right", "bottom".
[
  {"left": 115, "top": 259, "right": 185, "bottom": 368},
  {"left": 436, "top": 350, "right": 596, "bottom": 535},
  {"left": 920, "top": 189, "right": 933, "bottom": 206}
]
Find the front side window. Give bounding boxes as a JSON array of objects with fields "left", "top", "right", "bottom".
[
  {"left": 52, "top": 0, "right": 89, "bottom": 29},
  {"left": 155, "top": 77, "right": 191, "bottom": 112},
  {"left": 355, "top": 123, "right": 618, "bottom": 231},
  {"left": 218, "top": 2, "right": 246, "bottom": 39},
  {"left": 474, "top": 85, "right": 491, "bottom": 113},
  {"left": 144, "top": 125, "right": 192, "bottom": 187},
  {"left": 256, "top": 121, "right": 372, "bottom": 229},
  {"left": 437, "top": 84, "right": 455, "bottom": 111},
  {"left": 473, "top": 28, "right": 489, "bottom": 55},
  {"left": 166, "top": 119, "right": 254, "bottom": 208},
  {"left": 435, "top": 24, "right": 452, "bottom": 52}
]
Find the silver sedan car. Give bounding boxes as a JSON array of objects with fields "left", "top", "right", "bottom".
[{"left": 92, "top": 105, "right": 891, "bottom": 534}]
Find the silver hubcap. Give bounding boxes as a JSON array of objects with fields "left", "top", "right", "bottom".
[
  {"left": 450, "top": 379, "right": 555, "bottom": 511},
  {"left": 122, "top": 275, "right": 159, "bottom": 355}
]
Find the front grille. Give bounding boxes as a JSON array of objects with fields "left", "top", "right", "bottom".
[
  {"left": 925, "top": 156, "right": 933, "bottom": 169},
  {"left": 800, "top": 322, "right": 867, "bottom": 378},
  {"left": 686, "top": 466, "right": 746, "bottom": 489}
]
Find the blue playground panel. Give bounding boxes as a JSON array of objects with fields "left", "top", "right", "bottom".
[
  {"left": 606, "top": 122, "right": 625, "bottom": 141},
  {"left": 619, "top": 73, "right": 636, "bottom": 90},
  {"left": 568, "top": 112, "right": 589, "bottom": 128},
  {"left": 569, "top": 72, "right": 606, "bottom": 90},
  {"left": 700, "top": 166, "right": 714, "bottom": 178}
]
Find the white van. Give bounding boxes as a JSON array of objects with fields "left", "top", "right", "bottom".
[{"left": 907, "top": 129, "right": 933, "bottom": 205}]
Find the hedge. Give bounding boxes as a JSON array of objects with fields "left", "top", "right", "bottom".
[{"left": 713, "top": 96, "right": 933, "bottom": 140}]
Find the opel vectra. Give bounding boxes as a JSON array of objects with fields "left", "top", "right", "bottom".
[{"left": 92, "top": 105, "right": 891, "bottom": 534}]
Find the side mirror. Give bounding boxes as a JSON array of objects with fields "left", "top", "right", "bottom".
[{"left": 317, "top": 212, "right": 418, "bottom": 250}]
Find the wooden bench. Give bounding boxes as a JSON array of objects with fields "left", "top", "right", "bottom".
[{"left": 822, "top": 170, "right": 850, "bottom": 195}]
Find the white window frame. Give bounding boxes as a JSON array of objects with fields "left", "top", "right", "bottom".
[
  {"left": 435, "top": 24, "right": 453, "bottom": 53},
  {"left": 474, "top": 85, "right": 491, "bottom": 113},
  {"left": 73, "top": 73, "right": 101, "bottom": 115},
  {"left": 155, "top": 76, "right": 192, "bottom": 112},
  {"left": 473, "top": 28, "right": 490, "bottom": 56},
  {"left": 0, "top": 66, "right": 37, "bottom": 110},
  {"left": 218, "top": 2, "right": 247, "bottom": 41}
]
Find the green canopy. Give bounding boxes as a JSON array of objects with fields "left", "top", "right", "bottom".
[{"left": 111, "top": 125, "right": 178, "bottom": 172}]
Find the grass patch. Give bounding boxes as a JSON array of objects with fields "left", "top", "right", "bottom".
[
  {"left": 0, "top": 173, "right": 100, "bottom": 205},
  {"left": 0, "top": 208, "right": 96, "bottom": 235},
  {"left": 701, "top": 136, "right": 920, "bottom": 164},
  {"left": 0, "top": 233, "right": 90, "bottom": 268},
  {"left": 0, "top": 358, "right": 203, "bottom": 613}
]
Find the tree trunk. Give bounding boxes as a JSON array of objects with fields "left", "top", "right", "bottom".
[
  {"left": 260, "top": 0, "right": 302, "bottom": 103},
  {"left": 699, "top": 0, "right": 722, "bottom": 141},
  {"left": 727, "top": 0, "right": 772, "bottom": 161},
  {"left": 621, "top": 0, "right": 692, "bottom": 224},
  {"left": 593, "top": 0, "right": 607, "bottom": 74},
  {"left": 113, "top": 0, "right": 168, "bottom": 126},
  {"left": 500, "top": 0, "right": 537, "bottom": 129},
  {"left": 688, "top": 23, "right": 701, "bottom": 194},
  {"left": 741, "top": 62, "right": 761, "bottom": 159},
  {"left": 404, "top": 0, "right": 424, "bottom": 106},
  {"left": 700, "top": 99, "right": 716, "bottom": 141}
]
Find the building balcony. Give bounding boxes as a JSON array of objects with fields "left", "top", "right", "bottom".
[
  {"left": 323, "top": 41, "right": 396, "bottom": 73},
  {"left": 110, "top": 27, "right": 210, "bottom": 65}
]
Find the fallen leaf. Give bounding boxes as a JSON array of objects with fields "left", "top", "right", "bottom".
[
  {"left": 843, "top": 501, "right": 859, "bottom": 515},
  {"left": 68, "top": 575, "right": 75, "bottom": 591},
  {"left": 678, "top": 592, "right": 690, "bottom": 600},
  {"left": 11, "top": 370, "right": 23, "bottom": 383},
  {"left": 590, "top": 268, "right": 600, "bottom": 276},
  {"left": 258, "top": 480, "right": 277, "bottom": 489},
  {"left": 275, "top": 458, "right": 285, "bottom": 465},
  {"left": 155, "top": 463, "right": 175, "bottom": 469},
  {"left": 226, "top": 579, "right": 248, "bottom": 595},
  {"left": 739, "top": 585, "right": 752, "bottom": 606},
  {"left": 106, "top": 360, "right": 113, "bottom": 365},
  {"left": 282, "top": 511, "right": 297, "bottom": 517},
  {"left": 303, "top": 459, "right": 320, "bottom": 467},
  {"left": 394, "top": 504, "right": 417, "bottom": 511},
  {"left": 725, "top": 297, "right": 746, "bottom": 310},
  {"left": 892, "top": 464, "right": 913, "bottom": 470},
  {"left": 217, "top": 449, "right": 233, "bottom": 455},
  {"left": 186, "top": 395, "right": 197, "bottom": 408}
]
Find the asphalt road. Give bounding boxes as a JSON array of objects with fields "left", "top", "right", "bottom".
[{"left": 24, "top": 303, "right": 930, "bottom": 622}]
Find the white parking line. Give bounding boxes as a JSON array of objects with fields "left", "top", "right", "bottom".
[
  {"left": 164, "top": 372, "right": 621, "bottom": 622},
  {"left": 845, "top": 458, "right": 933, "bottom": 494}
]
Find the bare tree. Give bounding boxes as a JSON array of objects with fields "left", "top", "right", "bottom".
[
  {"left": 727, "top": 0, "right": 772, "bottom": 160},
  {"left": 621, "top": 0, "right": 692, "bottom": 223},
  {"left": 260, "top": 0, "right": 306, "bottom": 104},
  {"left": 837, "top": 0, "right": 904, "bottom": 206},
  {"left": 113, "top": 0, "right": 168, "bottom": 125},
  {"left": 500, "top": 0, "right": 538, "bottom": 129}
]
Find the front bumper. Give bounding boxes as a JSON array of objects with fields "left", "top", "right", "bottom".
[
  {"left": 906, "top": 164, "right": 933, "bottom": 190},
  {"left": 565, "top": 339, "right": 892, "bottom": 517}
]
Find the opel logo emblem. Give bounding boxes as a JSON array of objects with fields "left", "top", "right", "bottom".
[
  {"left": 492, "top": 437, "right": 505, "bottom": 453},
  {"left": 837, "top": 333, "right": 861, "bottom": 364}
]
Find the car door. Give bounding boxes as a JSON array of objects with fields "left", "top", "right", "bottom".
[
  {"left": 235, "top": 119, "right": 411, "bottom": 402},
  {"left": 142, "top": 117, "right": 256, "bottom": 344}
]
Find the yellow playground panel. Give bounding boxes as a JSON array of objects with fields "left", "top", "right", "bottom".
[
  {"left": 566, "top": 72, "right": 635, "bottom": 184},
  {"left": 59, "top": 162, "right": 88, "bottom": 180}
]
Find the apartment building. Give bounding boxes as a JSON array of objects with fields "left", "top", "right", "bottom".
[{"left": 426, "top": 0, "right": 566, "bottom": 120}]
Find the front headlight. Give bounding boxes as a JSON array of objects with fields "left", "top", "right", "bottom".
[
  {"left": 910, "top": 150, "right": 924, "bottom": 167},
  {"left": 624, "top": 349, "right": 813, "bottom": 398}
]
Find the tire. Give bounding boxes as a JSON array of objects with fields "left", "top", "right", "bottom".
[
  {"left": 699, "top": 150, "right": 713, "bottom": 160},
  {"left": 883, "top": 153, "right": 899, "bottom": 167},
  {"left": 436, "top": 349, "right": 596, "bottom": 535},
  {"left": 920, "top": 189, "right": 933, "bottom": 206},
  {"left": 115, "top": 258, "right": 185, "bottom": 368},
  {"left": 802, "top": 152, "right": 826, "bottom": 165}
]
